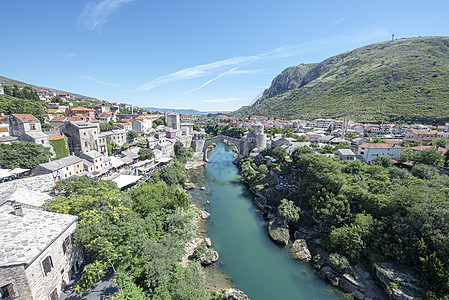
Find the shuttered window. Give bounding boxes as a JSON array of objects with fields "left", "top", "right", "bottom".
[
  {"left": 0, "top": 283, "right": 16, "bottom": 299},
  {"left": 42, "top": 256, "right": 53, "bottom": 276}
]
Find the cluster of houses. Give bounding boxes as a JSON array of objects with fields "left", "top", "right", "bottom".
[
  {"left": 0, "top": 108, "right": 205, "bottom": 299},
  {"left": 243, "top": 116, "right": 449, "bottom": 164}
]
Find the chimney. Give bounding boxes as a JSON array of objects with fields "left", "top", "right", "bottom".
[{"left": 14, "top": 204, "right": 24, "bottom": 216}]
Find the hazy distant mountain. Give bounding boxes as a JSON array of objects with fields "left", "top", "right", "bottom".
[
  {"left": 145, "top": 107, "right": 229, "bottom": 115},
  {"left": 0, "top": 75, "right": 98, "bottom": 101},
  {"left": 235, "top": 36, "right": 449, "bottom": 124}
]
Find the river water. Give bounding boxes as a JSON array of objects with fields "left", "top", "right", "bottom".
[{"left": 189, "top": 142, "right": 345, "bottom": 300}]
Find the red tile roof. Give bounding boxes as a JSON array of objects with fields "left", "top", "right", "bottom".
[
  {"left": 69, "top": 106, "right": 95, "bottom": 111},
  {"left": 50, "top": 116, "right": 67, "bottom": 122},
  {"left": 12, "top": 114, "right": 39, "bottom": 122},
  {"left": 360, "top": 143, "right": 403, "bottom": 149}
]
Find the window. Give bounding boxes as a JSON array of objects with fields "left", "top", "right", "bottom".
[
  {"left": 30, "top": 124, "right": 36, "bottom": 130},
  {"left": 42, "top": 256, "right": 53, "bottom": 276},
  {"left": 1, "top": 283, "right": 16, "bottom": 299},
  {"left": 62, "top": 235, "right": 72, "bottom": 254}
]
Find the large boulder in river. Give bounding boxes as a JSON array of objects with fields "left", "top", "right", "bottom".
[
  {"left": 290, "top": 239, "right": 312, "bottom": 262},
  {"left": 199, "top": 249, "right": 219, "bottom": 265},
  {"left": 221, "top": 288, "right": 250, "bottom": 300},
  {"left": 268, "top": 219, "right": 290, "bottom": 246}
]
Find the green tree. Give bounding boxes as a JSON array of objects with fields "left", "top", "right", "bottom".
[
  {"left": 272, "top": 146, "right": 287, "bottom": 161},
  {"left": 428, "top": 138, "right": 449, "bottom": 148},
  {"left": 416, "top": 148, "right": 445, "bottom": 166},
  {"left": 99, "top": 121, "right": 113, "bottom": 132},
  {"left": 127, "top": 130, "right": 138, "bottom": 141},
  {"left": 372, "top": 156, "right": 393, "bottom": 168},
  {"left": 138, "top": 148, "right": 154, "bottom": 160},
  {"left": 411, "top": 164, "right": 439, "bottom": 179},
  {"left": 344, "top": 132, "right": 359, "bottom": 139},
  {"left": 278, "top": 199, "right": 300, "bottom": 223},
  {"left": 0, "top": 142, "right": 52, "bottom": 169},
  {"left": 400, "top": 139, "right": 422, "bottom": 147}
]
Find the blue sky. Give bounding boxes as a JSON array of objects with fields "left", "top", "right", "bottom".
[{"left": 1, "top": 1, "right": 449, "bottom": 111}]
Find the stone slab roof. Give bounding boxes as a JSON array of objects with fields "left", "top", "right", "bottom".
[
  {"left": 23, "top": 130, "right": 48, "bottom": 139},
  {"left": 0, "top": 187, "right": 51, "bottom": 207},
  {"left": 0, "top": 204, "right": 77, "bottom": 267},
  {"left": 34, "top": 155, "right": 83, "bottom": 172},
  {"left": 0, "top": 174, "right": 55, "bottom": 193}
]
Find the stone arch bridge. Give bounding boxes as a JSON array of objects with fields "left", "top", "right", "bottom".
[{"left": 203, "top": 135, "right": 243, "bottom": 161}]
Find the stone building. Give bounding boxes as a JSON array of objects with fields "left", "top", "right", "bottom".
[
  {"left": 132, "top": 115, "right": 153, "bottom": 134},
  {"left": 79, "top": 150, "right": 107, "bottom": 174},
  {"left": 19, "top": 131, "right": 50, "bottom": 148},
  {"left": 0, "top": 203, "right": 83, "bottom": 300},
  {"left": 8, "top": 114, "right": 42, "bottom": 137},
  {"left": 98, "top": 130, "right": 127, "bottom": 154},
  {"left": 66, "top": 106, "right": 96, "bottom": 121},
  {"left": 242, "top": 122, "right": 267, "bottom": 156},
  {"left": 166, "top": 112, "right": 180, "bottom": 130},
  {"left": 32, "top": 156, "right": 84, "bottom": 181},
  {"left": 191, "top": 131, "right": 206, "bottom": 152},
  {"left": 61, "top": 121, "right": 100, "bottom": 155}
]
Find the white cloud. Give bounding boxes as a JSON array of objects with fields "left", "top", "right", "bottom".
[
  {"left": 136, "top": 26, "right": 389, "bottom": 92},
  {"left": 327, "top": 18, "right": 347, "bottom": 29},
  {"left": 181, "top": 68, "right": 238, "bottom": 97},
  {"left": 82, "top": 75, "right": 121, "bottom": 87},
  {"left": 202, "top": 97, "right": 242, "bottom": 103},
  {"left": 80, "top": 0, "right": 132, "bottom": 31}
]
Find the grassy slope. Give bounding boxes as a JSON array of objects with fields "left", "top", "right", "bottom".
[{"left": 238, "top": 37, "right": 449, "bottom": 124}]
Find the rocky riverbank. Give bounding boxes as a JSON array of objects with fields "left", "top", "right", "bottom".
[
  {"left": 241, "top": 173, "right": 394, "bottom": 300},
  {"left": 183, "top": 163, "right": 251, "bottom": 299}
]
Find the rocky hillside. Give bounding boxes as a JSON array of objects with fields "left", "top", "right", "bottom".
[{"left": 235, "top": 36, "right": 449, "bottom": 124}]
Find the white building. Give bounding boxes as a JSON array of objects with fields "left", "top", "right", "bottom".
[
  {"left": 357, "top": 143, "right": 403, "bottom": 163},
  {"left": 132, "top": 116, "right": 153, "bottom": 134}
]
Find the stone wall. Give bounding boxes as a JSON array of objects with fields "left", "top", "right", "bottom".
[
  {"left": 0, "top": 265, "right": 32, "bottom": 300},
  {"left": 23, "top": 222, "right": 83, "bottom": 300}
]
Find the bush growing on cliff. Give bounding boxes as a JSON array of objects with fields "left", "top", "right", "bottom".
[
  {"left": 328, "top": 253, "right": 350, "bottom": 273},
  {"left": 278, "top": 199, "right": 300, "bottom": 223}
]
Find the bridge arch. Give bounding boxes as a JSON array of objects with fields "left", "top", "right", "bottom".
[{"left": 203, "top": 135, "right": 243, "bottom": 161}]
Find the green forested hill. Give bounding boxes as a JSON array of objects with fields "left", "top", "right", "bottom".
[{"left": 235, "top": 37, "right": 449, "bottom": 124}]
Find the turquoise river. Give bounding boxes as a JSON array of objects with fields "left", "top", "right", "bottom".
[{"left": 189, "top": 141, "right": 345, "bottom": 300}]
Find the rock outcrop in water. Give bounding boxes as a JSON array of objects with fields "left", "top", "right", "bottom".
[
  {"left": 290, "top": 239, "right": 312, "bottom": 262},
  {"left": 199, "top": 249, "right": 219, "bottom": 265},
  {"left": 220, "top": 288, "right": 250, "bottom": 300},
  {"left": 268, "top": 218, "right": 290, "bottom": 246}
]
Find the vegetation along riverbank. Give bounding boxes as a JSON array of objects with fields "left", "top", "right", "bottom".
[{"left": 238, "top": 146, "right": 449, "bottom": 300}]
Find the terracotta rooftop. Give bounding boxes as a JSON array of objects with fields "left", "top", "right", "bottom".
[
  {"left": 50, "top": 116, "right": 67, "bottom": 122},
  {"left": 12, "top": 114, "right": 39, "bottom": 122},
  {"left": 410, "top": 145, "right": 447, "bottom": 155},
  {"left": 359, "top": 143, "right": 403, "bottom": 149},
  {"left": 69, "top": 106, "right": 95, "bottom": 111}
]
